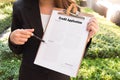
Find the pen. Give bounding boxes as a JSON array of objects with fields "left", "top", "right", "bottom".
[{"left": 33, "top": 34, "right": 45, "bottom": 43}]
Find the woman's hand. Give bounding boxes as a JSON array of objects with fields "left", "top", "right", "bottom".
[
  {"left": 87, "top": 17, "right": 99, "bottom": 42},
  {"left": 66, "top": 2, "right": 99, "bottom": 42},
  {"left": 10, "top": 29, "right": 34, "bottom": 45}
]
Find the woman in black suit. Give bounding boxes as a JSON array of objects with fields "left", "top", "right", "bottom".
[{"left": 9, "top": 0, "right": 99, "bottom": 80}]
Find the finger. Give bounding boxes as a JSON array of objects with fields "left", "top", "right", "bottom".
[
  {"left": 87, "top": 23, "right": 96, "bottom": 32},
  {"left": 87, "top": 22, "right": 98, "bottom": 34},
  {"left": 90, "top": 17, "right": 97, "bottom": 22},
  {"left": 16, "top": 38, "right": 28, "bottom": 45},
  {"left": 21, "top": 29, "right": 34, "bottom": 35},
  {"left": 87, "top": 31, "right": 94, "bottom": 42},
  {"left": 19, "top": 29, "right": 34, "bottom": 36},
  {"left": 87, "top": 25, "right": 97, "bottom": 39},
  {"left": 12, "top": 29, "right": 33, "bottom": 43},
  {"left": 26, "top": 29, "right": 34, "bottom": 36},
  {"left": 87, "top": 34, "right": 91, "bottom": 42},
  {"left": 25, "top": 29, "right": 34, "bottom": 33},
  {"left": 19, "top": 38, "right": 28, "bottom": 43},
  {"left": 9, "top": 29, "right": 32, "bottom": 45},
  {"left": 11, "top": 33, "right": 27, "bottom": 43},
  {"left": 87, "top": 37, "right": 91, "bottom": 42},
  {"left": 89, "top": 31, "right": 95, "bottom": 38},
  {"left": 16, "top": 41, "right": 26, "bottom": 45},
  {"left": 20, "top": 29, "right": 34, "bottom": 39},
  {"left": 73, "top": 4, "right": 78, "bottom": 13},
  {"left": 89, "top": 18, "right": 99, "bottom": 30},
  {"left": 19, "top": 33, "right": 32, "bottom": 39},
  {"left": 66, "top": 3, "right": 74, "bottom": 15}
]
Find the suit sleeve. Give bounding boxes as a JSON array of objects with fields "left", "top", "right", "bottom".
[
  {"left": 8, "top": 2, "right": 23, "bottom": 54},
  {"left": 84, "top": 38, "right": 92, "bottom": 56}
]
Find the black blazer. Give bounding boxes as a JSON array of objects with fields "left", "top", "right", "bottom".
[
  {"left": 9, "top": 0, "right": 91, "bottom": 69},
  {"left": 9, "top": 0, "right": 44, "bottom": 67}
]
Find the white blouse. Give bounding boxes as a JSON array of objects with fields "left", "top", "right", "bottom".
[{"left": 41, "top": 14, "right": 50, "bottom": 31}]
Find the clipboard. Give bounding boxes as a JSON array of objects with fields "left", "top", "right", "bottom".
[{"left": 34, "top": 8, "right": 91, "bottom": 77}]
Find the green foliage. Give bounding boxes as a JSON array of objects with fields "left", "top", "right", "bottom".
[
  {"left": 0, "top": 42, "right": 12, "bottom": 60},
  {"left": 0, "top": 58, "right": 20, "bottom": 80},
  {"left": 0, "top": 1, "right": 20, "bottom": 80},
  {"left": 0, "top": 1, "right": 12, "bottom": 34},
  {"left": 0, "top": 42, "right": 21, "bottom": 80},
  {"left": 71, "top": 58, "right": 120, "bottom": 80},
  {"left": 78, "top": 58, "right": 120, "bottom": 80},
  {"left": 0, "top": 0, "right": 13, "bottom": 15},
  {"left": 82, "top": 8, "right": 120, "bottom": 58},
  {"left": 87, "top": 25, "right": 120, "bottom": 58},
  {"left": 0, "top": 16, "right": 11, "bottom": 34}
]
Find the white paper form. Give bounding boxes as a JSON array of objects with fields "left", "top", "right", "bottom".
[{"left": 34, "top": 9, "right": 91, "bottom": 77}]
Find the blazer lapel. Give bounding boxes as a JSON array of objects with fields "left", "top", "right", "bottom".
[{"left": 23, "top": 0, "right": 44, "bottom": 38}]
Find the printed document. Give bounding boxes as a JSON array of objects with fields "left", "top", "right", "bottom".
[{"left": 34, "top": 9, "right": 91, "bottom": 77}]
